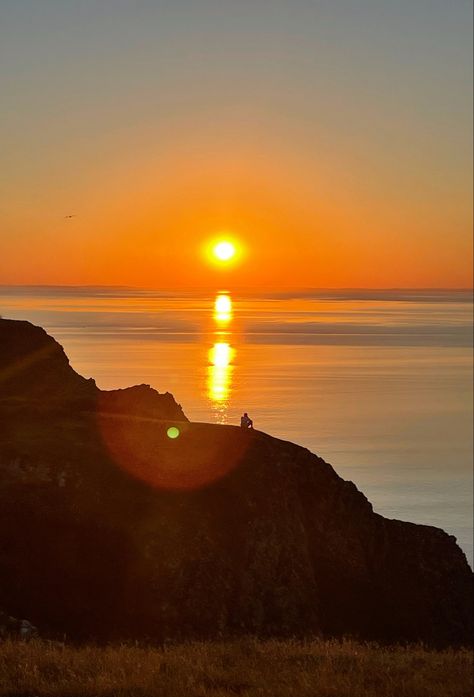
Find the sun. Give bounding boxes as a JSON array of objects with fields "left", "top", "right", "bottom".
[
  {"left": 203, "top": 236, "right": 243, "bottom": 268},
  {"left": 213, "top": 240, "right": 236, "bottom": 262}
]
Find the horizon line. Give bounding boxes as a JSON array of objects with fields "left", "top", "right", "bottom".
[{"left": 1, "top": 284, "right": 473, "bottom": 292}]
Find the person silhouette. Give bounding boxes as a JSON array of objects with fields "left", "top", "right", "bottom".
[{"left": 240, "top": 412, "right": 253, "bottom": 429}]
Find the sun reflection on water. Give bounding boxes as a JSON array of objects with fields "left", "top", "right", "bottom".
[
  {"left": 208, "top": 293, "right": 236, "bottom": 422},
  {"left": 214, "top": 293, "right": 232, "bottom": 323},
  {"left": 208, "top": 342, "right": 234, "bottom": 405}
]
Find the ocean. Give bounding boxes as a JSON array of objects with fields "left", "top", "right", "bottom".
[{"left": 1, "top": 286, "right": 472, "bottom": 565}]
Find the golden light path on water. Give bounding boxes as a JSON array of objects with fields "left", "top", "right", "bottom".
[
  {"left": 208, "top": 293, "right": 235, "bottom": 421},
  {"left": 213, "top": 293, "right": 232, "bottom": 322}
]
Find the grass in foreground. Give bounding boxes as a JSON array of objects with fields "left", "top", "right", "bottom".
[{"left": 0, "top": 638, "right": 472, "bottom": 697}]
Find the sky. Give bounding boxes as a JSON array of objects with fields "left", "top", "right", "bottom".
[{"left": 0, "top": 0, "right": 472, "bottom": 289}]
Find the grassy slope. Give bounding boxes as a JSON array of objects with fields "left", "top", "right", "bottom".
[{"left": 0, "top": 639, "right": 472, "bottom": 697}]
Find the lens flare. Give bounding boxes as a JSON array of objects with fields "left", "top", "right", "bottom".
[{"left": 97, "top": 414, "right": 248, "bottom": 491}]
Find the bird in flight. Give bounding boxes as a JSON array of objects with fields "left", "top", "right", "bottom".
[{"left": 64, "top": 214, "right": 77, "bottom": 219}]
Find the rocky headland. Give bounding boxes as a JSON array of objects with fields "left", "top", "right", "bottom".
[{"left": 0, "top": 317, "right": 472, "bottom": 645}]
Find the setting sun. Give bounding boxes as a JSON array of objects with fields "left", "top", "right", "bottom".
[
  {"left": 213, "top": 241, "right": 236, "bottom": 262},
  {"left": 203, "top": 237, "right": 243, "bottom": 271}
]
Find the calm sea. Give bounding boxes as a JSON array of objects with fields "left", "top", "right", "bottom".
[{"left": 1, "top": 286, "right": 472, "bottom": 566}]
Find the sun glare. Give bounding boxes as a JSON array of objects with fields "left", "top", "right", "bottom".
[
  {"left": 213, "top": 241, "right": 236, "bottom": 262},
  {"left": 203, "top": 236, "right": 243, "bottom": 269}
]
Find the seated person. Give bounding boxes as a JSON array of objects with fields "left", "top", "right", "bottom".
[{"left": 240, "top": 412, "right": 253, "bottom": 429}]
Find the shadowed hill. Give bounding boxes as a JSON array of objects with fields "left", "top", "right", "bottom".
[{"left": 0, "top": 317, "right": 472, "bottom": 646}]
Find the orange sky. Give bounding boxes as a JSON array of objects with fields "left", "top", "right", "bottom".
[
  {"left": 2, "top": 140, "right": 471, "bottom": 289},
  {"left": 1, "top": 2, "right": 472, "bottom": 289}
]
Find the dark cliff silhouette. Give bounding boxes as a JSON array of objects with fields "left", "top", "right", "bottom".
[
  {"left": 0, "top": 318, "right": 472, "bottom": 645},
  {"left": 0, "top": 317, "right": 187, "bottom": 420}
]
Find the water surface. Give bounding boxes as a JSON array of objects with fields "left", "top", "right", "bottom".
[{"left": 1, "top": 286, "right": 472, "bottom": 565}]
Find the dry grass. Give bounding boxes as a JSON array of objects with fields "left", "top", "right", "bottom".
[{"left": 0, "top": 638, "right": 472, "bottom": 697}]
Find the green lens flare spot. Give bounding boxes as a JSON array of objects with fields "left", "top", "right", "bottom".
[{"left": 167, "top": 426, "right": 180, "bottom": 439}]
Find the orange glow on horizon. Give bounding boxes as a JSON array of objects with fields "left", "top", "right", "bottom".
[{"left": 1, "top": 146, "right": 471, "bottom": 290}]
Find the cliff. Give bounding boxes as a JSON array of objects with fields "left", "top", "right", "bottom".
[
  {"left": 0, "top": 318, "right": 472, "bottom": 645},
  {"left": 0, "top": 317, "right": 187, "bottom": 421}
]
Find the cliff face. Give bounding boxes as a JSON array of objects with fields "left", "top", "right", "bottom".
[
  {"left": 0, "top": 318, "right": 472, "bottom": 646},
  {"left": 0, "top": 318, "right": 96, "bottom": 402},
  {"left": 0, "top": 318, "right": 187, "bottom": 421}
]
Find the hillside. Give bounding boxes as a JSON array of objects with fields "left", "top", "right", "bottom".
[{"left": 0, "top": 317, "right": 472, "bottom": 646}]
